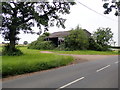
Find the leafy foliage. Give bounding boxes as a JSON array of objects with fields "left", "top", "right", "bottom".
[
  {"left": 93, "top": 27, "right": 113, "bottom": 51},
  {"left": 1, "top": 2, "right": 75, "bottom": 55},
  {"left": 43, "top": 32, "right": 50, "bottom": 37},
  {"left": 103, "top": 0, "right": 120, "bottom": 16},
  {"left": 2, "top": 45, "right": 23, "bottom": 56},
  {"left": 64, "top": 27, "right": 89, "bottom": 50},
  {"left": 28, "top": 35, "right": 55, "bottom": 50},
  {"left": 88, "top": 37, "right": 103, "bottom": 51},
  {"left": 55, "top": 43, "right": 66, "bottom": 51},
  {"left": 93, "top": 27, "right": 113, "bottom": 46},
  {"left": 28, "top": 41, "right": 55, "bottom": 50}
]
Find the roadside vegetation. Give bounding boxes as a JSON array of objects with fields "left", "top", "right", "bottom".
[
  {"left": 29, "top": 26, "right": 115, "bottom": 52},
  {"left": 1, "top": 1, "right": 120, "bottom": 78},
  {"left": 1, "top": 47, "right": 73, "bottom": 77},
  {"left": 51, "top": 50, "right": 118, "bottom": 55},
  {"left": 28, "top": 35, "right": 55, "bottom": 50}
]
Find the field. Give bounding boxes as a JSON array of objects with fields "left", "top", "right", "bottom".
[{"left": 1, "top": 47, "right": 73, "bottom": 77}]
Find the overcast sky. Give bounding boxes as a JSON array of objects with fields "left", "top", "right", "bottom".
[{"left": 0, "top": 0, "right": 118, "bottom": 46}]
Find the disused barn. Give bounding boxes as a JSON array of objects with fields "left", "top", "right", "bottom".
[{"left": 46, "top": 29, "right": 91, "bottom": 46}]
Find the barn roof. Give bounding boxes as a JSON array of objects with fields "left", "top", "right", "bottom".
[{"left": 48, "top": 29, "right": 91, "bottom": 38}]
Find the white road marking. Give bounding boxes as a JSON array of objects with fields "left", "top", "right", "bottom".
[
  {"left": 56, "top": 77, "right": 85, "bottom": 90},
  {"left": 115, "top": 61, "right": 119, "bottom": 64},
  {"left": 96, "top": 65, "right": 111, "bottom": 72}
]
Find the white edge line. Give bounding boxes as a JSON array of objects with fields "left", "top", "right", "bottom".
[
  {"left": 56, "top": 77, "right": 85, "bottom": 90},
  {"left": 96, "top": 65, "right": 111, "bottom": 72}
]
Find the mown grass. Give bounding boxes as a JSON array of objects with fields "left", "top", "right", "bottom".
[
  {"left": 50, "top": 50, "right": 119, "bottom": 55},
  {"left": 1, "top": 47, "right": 73, "bottom": 77}
]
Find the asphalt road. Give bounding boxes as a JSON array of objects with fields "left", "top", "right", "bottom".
[{"left": 2, "top": 56, "right": 118, "bottom": 89}]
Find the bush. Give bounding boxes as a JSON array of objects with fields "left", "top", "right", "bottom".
[
  {"left": 28, "top": 41, "right": 55, "bottom": 50},
  {"left": 64, "top": 28, "right": 89, "bottom": 50},
  {"left": 101, "top": 45, "right": 111, "bottom": 51},
  {"left": 88, "top": 37, "right": 112, "bottom": 51},
  {"left": 28, "top": 34, "right": 55, "bottom": 50},
  {"left": 55, "top": 43, "right": 66, "bottom": 51},
  {"left": 118, "top": 50, "right": 120, "bottom": 55},
  {"left": 2, "top": 45, "right": 23, "bottom": 56},
  {"left": 88, "top": 37, "right": 103, "bottom": 51}
]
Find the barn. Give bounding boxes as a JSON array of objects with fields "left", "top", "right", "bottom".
[{"left": 45, "top": 29, "right": 91, "bottom": 46}]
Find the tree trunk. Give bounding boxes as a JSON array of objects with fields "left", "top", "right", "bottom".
[
  {"left": 4, "top": 26, "right": 23, "bottom": 56},
  {"left": 9, "top": 37, "right": 15, "bottom": 50},
  {"left": 9, "top": 26, "right": 16, "bottom": 51}
]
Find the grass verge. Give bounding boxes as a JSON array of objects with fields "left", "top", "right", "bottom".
[
  {"left": 1, "top": 47, "right": 73, "bottom": 77},
  {"left": 50, "top": 50, "right": 119, "bottom": 55}
]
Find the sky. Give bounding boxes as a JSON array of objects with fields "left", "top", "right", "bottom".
[{"left": 0, "top": 0, "right": 119, "bottom": 46}]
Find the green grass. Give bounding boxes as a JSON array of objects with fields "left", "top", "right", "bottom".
[
  {"left": 0, "top": 46, "right": 2, "bottom": 52},
  {"left": 50, "top": 50, "right": 119, "bottom": 55},
  {"left": 1, "top": 47, "right": 73, "bottom": 77},
  {"left": 1, "top": 46, "right": 119, "bottom": 77}
]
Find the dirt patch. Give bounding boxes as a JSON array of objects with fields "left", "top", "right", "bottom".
[
  {"left": 58, "top": 54, "right": 113, "bottom": 64},
  {"left": 40, "top": 51, "right": 54, "bottom": 54},
  {"left": 40, "top": 51, "right": 114, "bottom": 64}
]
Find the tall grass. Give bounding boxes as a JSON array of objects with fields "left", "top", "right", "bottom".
[
  {"left": 51, "top": 50, "right": 119, "bottom": 55},
  {"left": 2, "top": 47, "right": 73, "bottom": 77}
]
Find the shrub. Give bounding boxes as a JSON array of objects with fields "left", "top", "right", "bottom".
[
  {"left": 88, "top": 37, "right": 103, "bottom": 51},
  {"left": 55, "top": 43, "right": 66, "bottom": 51},
  {"left": 64, "top": 28, "right": 89, "bottom": 50},
  {"left": 118, "top": 50, "right": 120, "bottom": 55},
  {"left": 28, "top": 41, "right": 55, "bottom": 50},
  {"left": 101, "top": 45, "right": 111, "bottom": 51},
  {"left": 2, "top": 45, "right": 23, "bottom": 56},
  {"left": 28, "top": 34, "right": 55, "bottom": 50}
]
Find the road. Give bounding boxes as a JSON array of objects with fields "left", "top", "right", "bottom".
[{"left": 2, "top": 55, "right": 118, "bottom": 89}]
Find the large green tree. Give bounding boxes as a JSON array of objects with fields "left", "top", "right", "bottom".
[
  {"left": 93, "top": 27, "right": 113, "bottom": 47},
  {"left": 103, "top": 0, "right": 120, "bottom": 16},
  {"left": 1, "top": 1, "right": 75, "bottom": 55}
]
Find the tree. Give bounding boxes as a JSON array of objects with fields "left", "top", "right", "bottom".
[
  {"left": 103, "top": 0, "right": 120, "bottom": 16},
  {"left": 93, "top": 27, "right": 113, "bottom": 48},
  {"left": 23, "top": 41, "right": 28, "bottom": 45},
  {"left": 64, "top": 26, "right": 89, "bottom": 50},
  {"left": 1, "top": 1, "right": 75, "bottom": 55}
]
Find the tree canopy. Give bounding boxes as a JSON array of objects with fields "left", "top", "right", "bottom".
[
  {"left": 64, "top": 26, "right": 89, "bottom": 50},
  {"left": 1, "top": 1, "right": 75, "bottom": 55},
  {"left": 93, "top": 27, "right": 113, "bottom": 47},
  {"left": 103, "top": 0, "right": 120, "bottom": 16}
]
